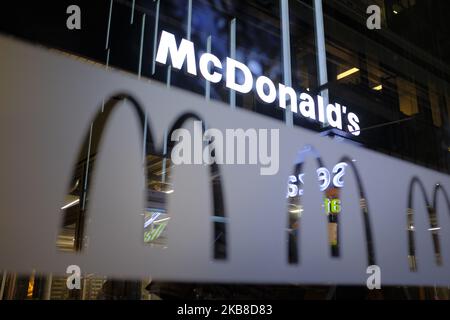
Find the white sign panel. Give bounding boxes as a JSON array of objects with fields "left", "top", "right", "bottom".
[{"left": 0, "top": 36, "right": 449, "bottom": 286}]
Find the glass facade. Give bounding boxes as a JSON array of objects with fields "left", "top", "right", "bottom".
[{"left": 0, "top": 0, "right": 449, "bottom": 300}]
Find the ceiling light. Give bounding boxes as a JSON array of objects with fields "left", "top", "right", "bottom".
[
  {"left": 61, "top": 198, "right": 80, "bottom": 210},
  {"left": 337, "top": 67, "right": 359, "bottom": 80},
  {"left": 372, "top": 84, "right": 382, "bottom": 91}
]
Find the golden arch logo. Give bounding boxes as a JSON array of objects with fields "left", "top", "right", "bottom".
[
  {"left": 407, "top": 177, "right": 450, "bottom": 271},
  {"left": 57, "top": 93, "right": 227, "bottom": 260},
  {"left": 287, "top": 146, "right": 376, "bottom": 267}
]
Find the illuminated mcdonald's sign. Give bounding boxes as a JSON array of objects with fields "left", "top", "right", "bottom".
[{"left": 155, "top": 30, "right": 362, "bottom": 136}]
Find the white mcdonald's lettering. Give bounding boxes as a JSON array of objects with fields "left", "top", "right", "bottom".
[{"left": 155, "top": 30, "right": 361, "bottom": 136}]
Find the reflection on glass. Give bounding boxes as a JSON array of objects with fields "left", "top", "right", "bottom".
[
  {"left": 143, "top": 153, "right": 172, "bottom": 247},
  {"left": 287, "top": 160, "right": 341, "bottom": 263},
  {"left": 325, "top": 186, "right": 341, "bottom": 256},
  {"left": 57, "top": 164, "right": 87, "bottom": 252},
  {"left": 287, "top": 148, "right": 375, "bottom": 266}
]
